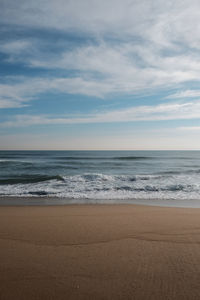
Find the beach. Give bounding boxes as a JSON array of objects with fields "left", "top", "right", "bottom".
[{"left": 1, "top": 203, "right": 200, "bottom": 299}]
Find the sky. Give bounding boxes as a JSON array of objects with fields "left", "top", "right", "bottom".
[{"left": 1, "top": 0, "right": 200, "bottom": 150}]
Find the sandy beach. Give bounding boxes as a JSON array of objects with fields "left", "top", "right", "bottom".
[{"left": 1, "top": 203, "right": 200, "bottom": 299}]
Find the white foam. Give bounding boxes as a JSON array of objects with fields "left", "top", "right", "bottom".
[{"left": 1, "top": 172, "right": 200, "bottom": 200}]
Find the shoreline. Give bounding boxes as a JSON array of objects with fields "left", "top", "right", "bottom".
[{"left": 1, "top": 196, "right": 200, "bottom": 208}]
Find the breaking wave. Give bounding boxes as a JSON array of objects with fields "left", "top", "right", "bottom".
[
  {"left": 1, "top": 150, "right": 200, "bottom": 201},
  {"left": 0, "top": 172, "right": 200, "bottom": 200}
]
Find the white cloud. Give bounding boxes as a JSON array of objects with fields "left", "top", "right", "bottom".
[
  {"left": 0, "top": 0, "right": 164, "bottom": 34},
  {"left": 177, "top": 126, "right": 200, "bottom": 131},
  {"left": 0, "top": 40, "right": 31, "bottom": 55},
  {"left": 1, "top": 0, "right": 200, "bottom": 100},
  {"left": 0, "top": 39, "right": 35, "bottom": 65},
  {"left": 1, "top": 0, "right": 200, "bottom": 44},
  {"left": 2, "top": 1, "right": 200, "bottom": 149},
  {"left": 2, "top": 0, "right": 200, "bottom": 52},
  {"left": 2, "top": 37, "right": 200, "bottom": 108},
  {"left": 0, "top": 98, "right": 26, "bottom": 109},
  {"left": 0, "top": 76, "right": 114, "bottom": 109},
  {"left": 1, "top": 100, "right": 200, "bottom": 128},
  {"left": 30, "top": 41, "right": 200, "bottom": 94},
  {"left": 166, "top": 90, "right": 200, "bottom": 99},
  {"left": 2, "top": 0, "right": 200, "bottom": 121}
]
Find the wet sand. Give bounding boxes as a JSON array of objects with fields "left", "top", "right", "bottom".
[{"left": 1, "top": 204, "right": 200, "bottom": 299}]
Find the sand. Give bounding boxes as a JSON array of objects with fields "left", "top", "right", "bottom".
[{"left": 1, "top": 204, "right": 200, "bottom": 299}]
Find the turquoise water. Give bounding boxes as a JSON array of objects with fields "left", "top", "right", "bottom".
[{"left": 1, "top": 150, "right": 200, "bottom": 201}]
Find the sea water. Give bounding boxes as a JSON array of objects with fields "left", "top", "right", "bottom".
[{"left": 1, "top": 150, "right": 200, "bottom": 203}]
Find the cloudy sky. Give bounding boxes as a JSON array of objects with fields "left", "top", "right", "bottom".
[{"left": 1, "top": 0, "right": 200, "bottom": 150}]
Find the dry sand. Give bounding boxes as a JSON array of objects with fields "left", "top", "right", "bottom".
[{"left": 1, "top": 204, "right": 200, "bottom": 299}]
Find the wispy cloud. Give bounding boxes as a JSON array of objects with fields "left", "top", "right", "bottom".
[
  {"left": 0, "top": 40, "right": 32, "bottom": 55},
  {"left": 2, "top": 0, "right": 200, "bottom": 46},
  {"left": 0, "top": 76, "right": 113, "bottom": 109},
  {"left": 30, "top": 42, "right": 200, "bottom": 91},
  {"left": 1, "top": 100, "right": 200, "bottom": 128},
  {"left": 177, "top": 126, "right": 200, "bottom": 131},
  {"left": 166, "top": 90, "right": 200, "bottom": 99},
  {"left": 2, "top": 0, "right": 200, "bottom": 149},
  {"left": 1, "top": 1, "right": 200, "bottom": 101},
  {"left": 2, "top": 39, "right": 200, "bottom": 108}
]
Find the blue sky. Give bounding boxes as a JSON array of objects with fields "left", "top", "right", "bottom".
[{"left": 1, "top": 0, "right": 200, "bottom": 150}]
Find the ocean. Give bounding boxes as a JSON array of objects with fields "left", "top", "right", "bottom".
[{"left": 1, "top": 150, "right": 200, "bottom": 204}]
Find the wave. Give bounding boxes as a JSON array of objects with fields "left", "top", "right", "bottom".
[
  {"left": 0, "top": 173, "right": 159, "bottom": 186},
  {"left": 0, "top": 175, "right": 64, "bottom": 185},
  {"left": 134, "top": 184, "right": 193, "bottom": 192},
  {"left": 158, "top": 169, "right": 200, "bottom": 175},
  {"left": 65, "top": 174, "right": 156, "bottom": 182},
  {"left": 54, "top": 156, "right": 153, "bottom": 161},
  {"left": 54, "top": 155, "right": 197, "bottom": 161},
  {"left": 0, "top": 160, "right": 34, "bottom": 165},
  {"left": 114, "top": 156, "right": 152, "bottom": 160},
  {"left": 76, "top": 174, "right": 152, "bottom": 181},
  {"left": 0, "top": 182, "right": 196, "bottom": 198},
  {"left": 113, "top": 184, "right": 194, "bottom": 192},
  {"left": 0, "top": 172, "right": 198, "bottom": 186},
  {"left": 0, "top": 171, "right": 199, "bottom": 199},
  {"left": 55, "top": 156, "right": 108, "bottom": 160},
  {"left": 29, "top": 191, "right": 53, "bottom": 196}
]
